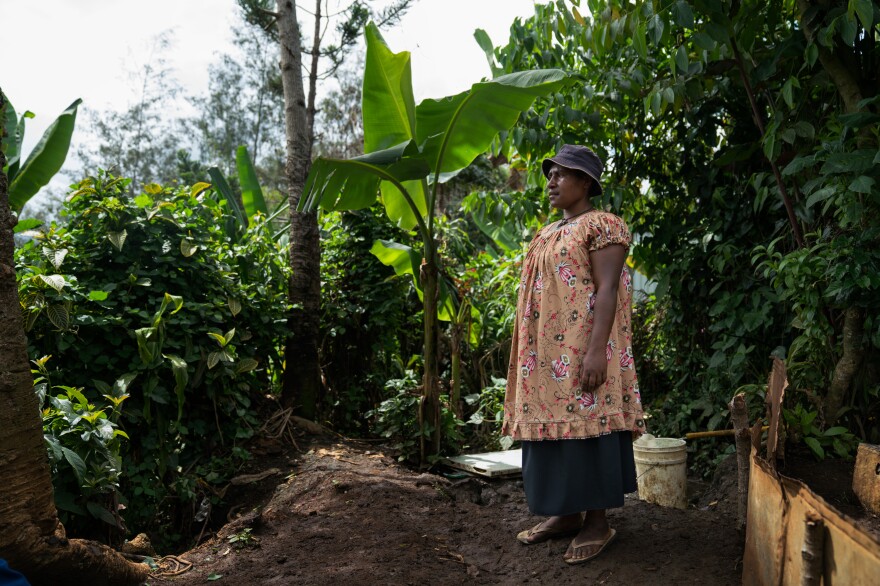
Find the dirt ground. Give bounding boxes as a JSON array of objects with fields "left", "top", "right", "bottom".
[{"left": 148, "top": 434, "right": 745, "bottom": 585}]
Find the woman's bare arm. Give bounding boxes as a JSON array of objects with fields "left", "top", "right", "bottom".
[{"left": 580, "top": 243, "right": 627, "bottom": 392}]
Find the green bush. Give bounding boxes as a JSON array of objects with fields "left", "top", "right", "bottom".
[{"left": 16, "top": 171, "right": 288, "bottom": 545}]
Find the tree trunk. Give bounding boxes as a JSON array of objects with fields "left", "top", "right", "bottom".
[
  {"left": 306, "top": 0, "right": 322, "bottom": 140},
  {"left": 277, "top": 0, "right": 322, "bottom": 418},
  {"left": 0, "top": 90, "right": 147, "bottom": 586},
  {"left": 420, "top": 249, "right": 442, "bottom": 463},
  {"left": 825, "top": 307, "right": 864, "bottom": 424},
  {"left": 729, "top": 392, "right": 751, "bottom": 531}
]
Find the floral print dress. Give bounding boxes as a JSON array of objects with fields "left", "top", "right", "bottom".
[{"left": 502, "top": 211, "right": 646, "bottom": 441}]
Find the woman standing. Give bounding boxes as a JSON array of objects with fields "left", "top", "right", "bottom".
[{"left": 502, "top": 144, "right": 646, "bottom": 565}]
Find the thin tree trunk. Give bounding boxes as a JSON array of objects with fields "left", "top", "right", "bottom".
[
  {"left": 0, "top": 90, "right": 147, "bottom": 586},
  {"left": 796, "top": 1, "right": 869, "bottom": 424},
  {"left": 277, "top": 0, "right": 322, "bottom": 418},
  {"left": 826, "top": 307, "right": 864, "bottom": 424},
  {"left": 729, "top": 392, "right": 751, "bottom": 532},
  {"left": 729, "top": 39, "right": 805, "bottom": 248},
  {"left": 306, "top": 0, "right": 322, "bottom": 140},
  {"left": 420, "top": 248, "right": 442, "bottom": 463}
]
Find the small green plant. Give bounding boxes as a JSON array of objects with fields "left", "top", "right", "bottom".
[
  {"left": 464, "top": 376, "right": 512, "bottom": 450},
  {"left": 366, "top": 369, "right": 465, "bottom": 463},
  {"left": 783, "top": 403, "right": 859, "bottom": 460},
  {"left": 34, "top": 356, "right": 130, "bottom": 536},
  {"left": 227, "top": 527, "right": 257, "bottom": 548}
]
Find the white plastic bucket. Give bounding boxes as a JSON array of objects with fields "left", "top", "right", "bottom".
[{"left": 632, "top": 433, "right": 688, "bottom": 509}]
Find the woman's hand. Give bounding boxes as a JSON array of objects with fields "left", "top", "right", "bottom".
[{"left": 580, "top": 348, "right": 608, "bottom": 392}]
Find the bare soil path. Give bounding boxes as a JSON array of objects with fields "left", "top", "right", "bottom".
[{"left": 152, "top": 437, "right": 743, "bottom": 585}]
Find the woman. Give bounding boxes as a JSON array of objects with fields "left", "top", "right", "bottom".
[{"left": 501, "top": 144, "right": 646, "bottom": 565}]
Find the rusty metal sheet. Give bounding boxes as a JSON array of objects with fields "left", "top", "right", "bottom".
[
  {"left": 781, "top": 476, "right": 880, "bottom": 586},
  {"left": 765, "top": 358, "right": 787, "bottom": 463},
  {"left": 744, "top": 448, "right": 880, "bottom": 586},
  {"left": 744, "top": 448, "right": 787, "bottom": 586}
]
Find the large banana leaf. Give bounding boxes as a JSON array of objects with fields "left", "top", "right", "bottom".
[
  {"left": 369, "top": 239, "right": 456, "bottom": 321},
  {"left": 235, "top": 145, "right": 268, "bottom": 217},
  {"left": 362, "top": 22, "right": 417, "bottom": 154},
  {"left": 416, "top": 69, "right": 572, "bottom": 182},
  {"left": 299, "top": 140, "right": 430, "bottom": 231},
  {"left": 9, "top": 98, "right": 82, "bottom": 211},
  {"left": 362, "top": 23, "right": 428, "bottom": 229}
]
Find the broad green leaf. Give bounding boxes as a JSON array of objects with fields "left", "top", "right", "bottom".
[
  {"left": 235, "top": 358, "right": 259, "bottom": 375},
  {"left": 165, "top": 354, "right": 189, "bottom": 420},
  {"left": 47, "top": 304, "right": 70, "bottom": 331},
  {"left": 61, "top": 447, "right": 87, "bottom": 485},
  {"left": 672, "top": 1, "right": 695, "bottom": 29},
  {"left": 473, "top": 29, "right": 502, "bottom": 77},
  {"left": 675, "top": 46, "right": 688, "bottom": 75},
  {"left": 207, "top": 166, "right": 247, "bottom": 229},
  {"left": 134, "top": 193, "right": 153, "bottom": 208},
  {"left": 300, "top": 143, "right": 430, "bottom": 231},
  {"left": 224, "top": 328, "right": 236, "bottom": 345},
  {"left": 180, "top": 238, "right": 197, "bottom": 257},
  {"left": 782, "top": 155, "right": 816, "bottom": 176},
  {"left": 804, "top": 437, "right": 825, "bottom": 459},
  {"left": 38, "top": 274, "right": 66, "bottom": 292},
  {"left": 42, "top": 247, "right": 68, "bottom": 270},
  {"left": 415, "top": 69, "right": 572, "bottom": 182},
  {"left": 235, "top": 145, "right": 268, "bottom": 217},
  {"left": 369, "top": 239, "right": 455, "bottom": 320},
  {"left": 849, "top": 175, "right": 875, "bottom": 193},
  {"left": 13, "top": 218, "right": 42, "bottom": 233},
  {"left": 107, "top": 230, "right": 127, "bottom": 251},
  {"left": 633, "top": 24, "right": 648, "bottom": 59},
  {"left": 191, "top": 182, "right": 212, "bottom": 198},
  {"left": 362, "top": 23, "right": 417, "bottom": 154},
  {"left": 824, "top": 425, "right": 849, "bottom": 436},
  {"left": 113, "top": 373, "right": 137, "bottom": 396},
  {"left": 88, "top": 290, "right": 109, "bottom": 301},
  {"left": 207, "top": 332, "right": 227, "bottom": 347},
  {"left": 207, "top": 351, "right": 221, "bottom": 369},
  {"left": 228, "top": 297, "right": 242, "bottom": 317},
  {"left": 851, "top": 0, "right": 875, "bottom": 27},
  {"left": 806, "top": 187, "right": 835, "bottom": 208},
  {"left": 135, "top": 327, "right": 158, "bottom": 364},
  {"left": 8, "top": 98, "right": 81, "bottom": 211},
  {"left": 144, "top": 183, "right": 163, "bottom": 195},
  {"left": 840, "top": 12, "right": 857, "bottom": 46}
]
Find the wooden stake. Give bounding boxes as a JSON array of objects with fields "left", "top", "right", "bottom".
[
  {"left": 801, "top": 511, "right": 825, "bottom": 586},
  {"left": 729, "top": 392, "right": 751, "bottom": 531}
]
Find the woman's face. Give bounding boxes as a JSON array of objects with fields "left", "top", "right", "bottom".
[{"left": 546, "top": 164, "right": 591, "bottom": 211}]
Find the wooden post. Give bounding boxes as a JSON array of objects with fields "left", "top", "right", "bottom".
[
  {"left": 729, "top": 392, "right": 751, "bottom": 531},
  {"left": 801, "top": 511, "right": 825, "bottom": 586}
]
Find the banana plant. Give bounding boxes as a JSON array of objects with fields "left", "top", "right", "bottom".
[
  {"left": 299, "top": 22, "right": 573, "bottom": 463},
  {"left": 1, "top": 93, "right": 81, "bottom": 222}
]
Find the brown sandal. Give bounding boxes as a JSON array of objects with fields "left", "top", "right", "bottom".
[
  {"left": 516, "top": 520, "right": 581, "bottom": 545},
  {"left": 563, "top": 528, "right": 617, "bottom": 564}
]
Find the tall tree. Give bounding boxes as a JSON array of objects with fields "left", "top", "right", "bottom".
[
  {"left": 239, "top": 0, "right": 413, "bottom": 417},
  {"left": 0, "top": 90, "right": 147, "bottom": 586}
]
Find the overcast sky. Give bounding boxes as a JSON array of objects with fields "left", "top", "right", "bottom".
[{"left": 2, "top": 0, "right": 539, "bottom": 158}]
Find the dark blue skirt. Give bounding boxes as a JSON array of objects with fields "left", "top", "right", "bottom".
[{"left": 521, "top": 431, "right": 637, "bottom": 516}]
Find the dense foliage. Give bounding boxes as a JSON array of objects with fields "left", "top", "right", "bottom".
[
  {"left": 481, "top": 0, "right": 879, "bottom": 470},
  {"left": 16, "top": 172, "right": 288, "bottom": 544}
]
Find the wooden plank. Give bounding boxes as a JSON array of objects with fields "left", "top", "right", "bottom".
[{"left": 443, "top": 449, "right": 522, "bottom": 478}]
